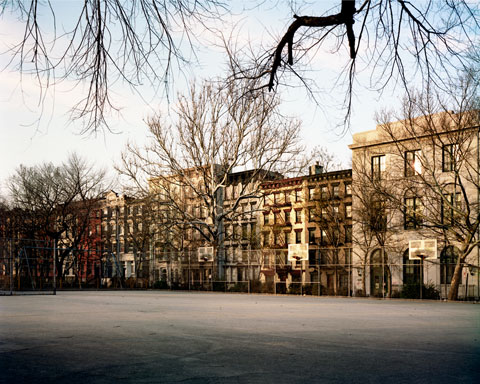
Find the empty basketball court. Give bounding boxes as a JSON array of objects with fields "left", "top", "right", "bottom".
[{"left": 1, "top": 291, "right": 478, "bottom": 383}]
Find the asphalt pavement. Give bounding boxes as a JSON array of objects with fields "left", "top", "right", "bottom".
[{"left": 1, "top": 291, "right": 479, "bottom": 383}]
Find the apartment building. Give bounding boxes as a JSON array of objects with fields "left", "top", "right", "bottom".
[
  {"left": 261, "top": 165, "right": 353, "bottom": 295},
  {"left": 350, "top": 111, "right": 480, "bottom": 299},
  {"left": 100, "top": 191, "right": 153, "bottom": 286}
]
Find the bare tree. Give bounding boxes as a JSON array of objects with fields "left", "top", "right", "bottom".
[
  {"left": 374, "top": 76, "right": 480, "bottom": 300},
  {"left": 351, "top": 153, "right": 400, "bottom": 297},
  {"left": 236, "top": 1, "right": 479, "bottom": 126},
  {"left": 1, "top": 0, "right": 227, "bottom": 133},
  {"left": 7, "top": 153, "right": 107, "bottom": 286},
  {"left": 119, "top": 78, "right": 305, "bottom": 279}
]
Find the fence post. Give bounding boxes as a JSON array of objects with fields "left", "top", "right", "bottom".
[
  {"left": 53, "top": 239, "right": 57, "bottom": 295},
  {"left": 9, "top": 239, "right": 13, "bottom": 295}
]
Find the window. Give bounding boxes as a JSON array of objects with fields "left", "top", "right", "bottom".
[
  {"left": 295, "top": 210, "right": 302, "bottom": 223},
  {"left": 308, "top": 228, "right": 316, "bottom": 244},
  {"left": 274, "top": 211, "right": 280, "bottom": 225},
  {"left": 320, "top": 229, "right": 327, "bottom": 245},
  {"left": 371, "top": 155, "right": 386, "bottom": 179},
  {"left": 332, "top": 206, "right": 339, "bottom": 217},
  {"left": 403, "top": 250, "right": 420, "bottom": 285},
  {"left": 345, "top": 183, "right": 352, "bottom": 196},
  {"left": 345, "top": 226, "right": 352, "bottom": 243},
  {"left": 320, "top": 207, "right": 328, "bottom": 220},
  {"left": 442, "top": 193, "right": 461, "bottom": 226},
  {"left": 285, "top": 191, "right": 291, "bottom": 203},
  {"left": 371, "top": 200, "right": 386, "bottom": 231},
  {"left": 320, "top": 185, "right": 328, "bottom": 200},
  {"left": 405, "top": 150, "right": 422, "bottom": 176},
  {"left": 263, "top": 212, "right": 270, "bottom": 225},
  {"left": 345, "top": 204, "right": 352, "bottom": 219},
  {"left": 250, "top": 223, "right": 256, "bottom": 239},
  {"left": 332, "top": 185, "right": 339, "bottom": 198},
  {"left": 308, "top": 187, "right": 315, "bottom": 201},
  {"left": 274, "top": 231, "right": 281, "bottom": 245},
  {"left": 309, "top": 249, "right": 317, "bottom": 265},
  {"left": 308, "top": 208, "right": 315, "bottom": 222},
  {"left": 345, "top": 248, "right": 352, "bottom": 265},
  {"left": 440, "top": 246, "right": 458, "bottom": 284},
  {"left": 242, "top": 224, "right": 248, "bottom": 239},
  {"left": 263, "top": 232, "right": 270, "bottom": 246},
  {"left": 442, "top": 144, "right": 457, "bottom": 172},
  {"left": 295, "top": 230, "right": 302, "bottom": 244},
  {"left": 295, "top": 189, "right": 301, "bottom": 202},
  {"left": 404, "top": 197, "right": 423, "bottom": 229},
  {"left": 284, "top": 210, "right": 291, "bottom": 224},
  {"left": 284, "top": 232, "right": 289, "bottom": 245}
]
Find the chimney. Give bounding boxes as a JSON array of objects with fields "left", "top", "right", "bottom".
[{"left": 309, "top": 161, "right": 323, "bottom": 175}]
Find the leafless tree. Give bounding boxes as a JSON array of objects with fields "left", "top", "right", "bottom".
[
  {"left": 351, "top": 154, "right": 400, "bottom": 297},
  {"left": 118, "top": 78, "right": 305, "bottom": 279},
  {"left": 236, "top": 1, "right": 479, "bottom": 127},
  {"left": 7, "top": 153, "right": 108, "bottom": 285},
  {"left": 302, "top": 168, "right": 352, "bottom": 295},
  {"left": 374, "top": 75, "right": 480, "bottom": 300},
  {"left": 1, "top": 0, "right": 227, "bottom": 133}
]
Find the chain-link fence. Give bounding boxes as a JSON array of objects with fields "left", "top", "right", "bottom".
[{"left": 1, "top": 239, "right": 478, "bottom": 299}]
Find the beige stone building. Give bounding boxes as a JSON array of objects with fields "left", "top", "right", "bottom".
[
  {"left": 350, "top": 112, "right": 480, "bottom": 299},
  {"left": 149, "top": 166, "right": 281, "bottom": 287}
]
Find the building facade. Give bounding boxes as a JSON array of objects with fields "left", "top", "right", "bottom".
[
  {"left": 350, "top": 112, "right": 480, "bottom": 299},
  {"left": 261, "top": 166, "right": 353, "bottom": 294}
]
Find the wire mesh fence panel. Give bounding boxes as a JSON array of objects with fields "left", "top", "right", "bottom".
[
  {"left": 0, "top": 242, "right": 56, "bottom": 295},
  {"left": 2, "top": 238, "right": 477, "bottom": 299}
]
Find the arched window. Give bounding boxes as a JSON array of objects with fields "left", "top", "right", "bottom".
[
  {"left": 403, "top": 250, "right": 420, "bottom": 285},
  {"left": 440, "top": 246, "right": 458, "bottom": 284}
]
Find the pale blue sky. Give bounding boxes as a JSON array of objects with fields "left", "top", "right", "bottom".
[{"left": 0, "top": 1, "right": 411, "bottom": 194}]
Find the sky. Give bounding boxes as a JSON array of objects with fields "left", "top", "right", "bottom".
[{"left": 0, "top": 1, "right": 412, "bottom": 195}]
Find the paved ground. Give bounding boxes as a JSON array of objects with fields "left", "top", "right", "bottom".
[{"left": 0, "top": 292, "right": 479, "bottom": 383}]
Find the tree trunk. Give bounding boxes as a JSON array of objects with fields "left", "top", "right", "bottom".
[{"left": 447, "top": 256, "right": 465, "bottom": 301}]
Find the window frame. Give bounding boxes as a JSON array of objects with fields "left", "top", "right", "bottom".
[
  {"left": 371, "top": 155, "right": 386, "bottom": 180},
  {"left": 404, "top": 196, "right": 423, "bottom": 229},
  {"left": 295, "top": 209, "right": 302, "bottom": 223},
  {"left": 442, "top": 144, "right": 457, "bottom": 172},
  {"left": 404, "top": 149, "right": 422, "bottom": 177}
]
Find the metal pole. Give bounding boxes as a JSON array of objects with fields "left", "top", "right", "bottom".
[
  {"left": 420, "top": 255, "right": 424, "bottom": 300},
  {"left": 274, "top": 250, "right": 276, "bottom": 295},
  {"left": 318, "top": 249, "right": 320, "bottom": 296},
  {"left": 347, "top": 247, "right": 351, "bottom": 297},
  {"left": 53, "top": 239, "right": 57, "bottom": 295},
  {"left": 382, "top": 246, "right": 385, "bottom": 299},
  {"left": 9, "top": 238, "right": 13, "bottom": 295}
]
